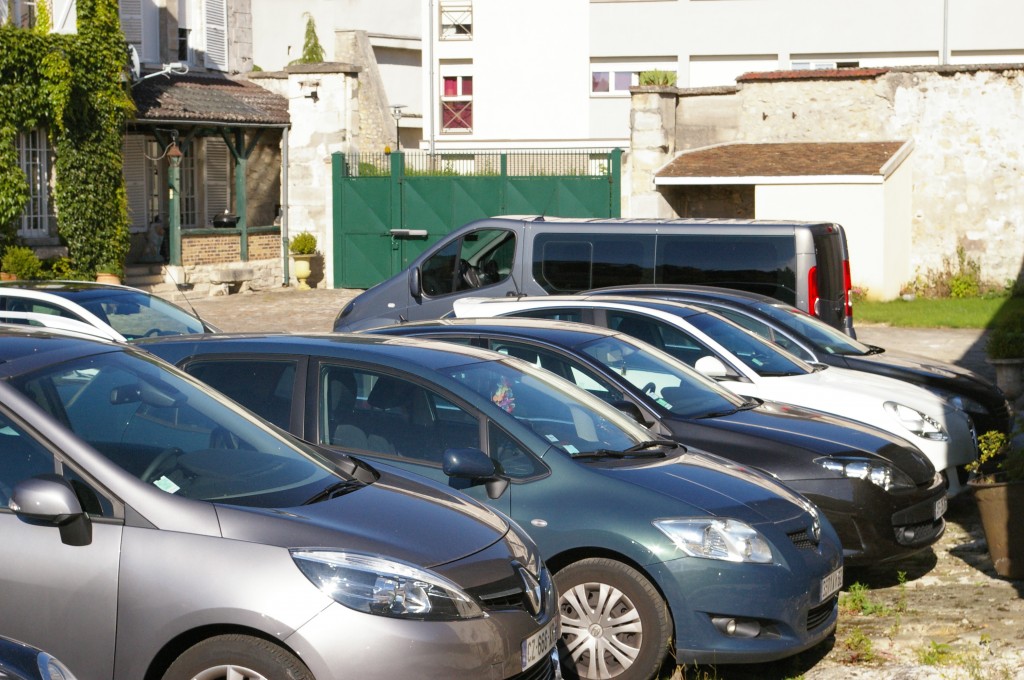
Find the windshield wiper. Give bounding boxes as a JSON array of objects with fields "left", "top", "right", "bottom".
[
  {"left": 304, "top": 478, "right": 365, "bottom": 504},
  {"left": 865, "top": 345, "right": 886, "bottom": 355},
  {"left": 573, "top": 439, "right": 678, "bottom": 460}
]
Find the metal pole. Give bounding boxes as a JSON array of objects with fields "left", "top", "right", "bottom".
[
  {"left": 167, "top": 142, "right": 183, "bottom": 267},
  {"left": 281, "top": 127, "right": 290, "bottom": 286}
]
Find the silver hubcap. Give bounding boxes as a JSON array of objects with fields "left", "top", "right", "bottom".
[
  {"left": 191, "top": 666, "right": 268, "bottom": 680},
  {"left": 559, "top": 581, "right": 642, "bottom": 679}
]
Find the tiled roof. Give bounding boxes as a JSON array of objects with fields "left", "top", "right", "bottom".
[
  {"left": 656, "top": 142, "right": 908, "bottom": 179},
  {"left": 131, "top": 73, "right": 289, "bottom": 126},
  {"left": 737, "top": 68, "right": 890, "bottom": 83}
]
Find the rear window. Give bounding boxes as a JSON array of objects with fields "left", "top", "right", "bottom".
[
  {"left": 533, "top": 234, "right": 655, "bottom": 292},
  {"left": 811, "top": 228, "right": 845, "bottom": 303},
  {"left": 655, "top": 235, "right": 797, "bottom": 305}
]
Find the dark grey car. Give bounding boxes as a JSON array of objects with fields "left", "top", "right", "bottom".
[{"left": 0, "top": 328, "right": 557, "bottom": 680}]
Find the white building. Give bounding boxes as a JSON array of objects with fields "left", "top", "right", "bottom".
[{"left": 423, "top": 0, "right": 1024, "bottom": 150}]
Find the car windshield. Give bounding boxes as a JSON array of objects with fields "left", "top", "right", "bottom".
[
  {"left": 442, "top": 358, "right": 655, "bottom": 457},
  {"left": 64, "top": 290, "right": 206, "bottom": 340},
  {"left": 685, "top": 312, "right": 812, "bottom": 377},
  {"left": 756, "top": 302, "right": 871, "bottom": 356},
  {"left": 9, "top": 350, "right": 344, "bottom": 507},
  {"left": 576, "top": 334, "right": 747, "bottom": 418}
]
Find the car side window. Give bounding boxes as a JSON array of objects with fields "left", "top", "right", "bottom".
[
  {"left": 0, "top": 408, "right": 113, "bottom": 517},
  {"left": 320, "top": 365, "right": 481, "bottom": 464},
  {"left": 508, "top": 308, "right": 584, "bottom": 323},
  {"left": 489, "top": 423, "right": 544, "bottom": 479},
  {"left": 608, "top": 312, "right": 712, "bottom": 368},
  {"left": 717, "top": 310, "right": 815, "bottom": 361},
  {"left": 490, "top": 340, "right": 625, "bottom": 404},
  {"left": 422, "top": 228, "right": 516, "bottom": 297},
  {"left": 186, "top": 360, "right": 297, "bottom": 430}
]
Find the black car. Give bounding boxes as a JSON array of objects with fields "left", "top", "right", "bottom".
[
  {"left": 369, "top": 317, "right": 948, "bottom": 566},
  {"left": 586, "top": 284, "right": 1012, "bottom": 435},
  {"left": 0, "top": 635, "right": 78, "bottom": 680}
]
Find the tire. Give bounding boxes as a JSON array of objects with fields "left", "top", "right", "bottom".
[
  {"left": 555, "top": 558, "right": 672, "bottom": 680},
  {"left": 163, "top": 634, "right": 314, "bottom": 680}
]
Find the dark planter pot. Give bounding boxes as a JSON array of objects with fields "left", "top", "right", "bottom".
[{"left": 969, "top": 477, "right": 1024, "bottom": 579}]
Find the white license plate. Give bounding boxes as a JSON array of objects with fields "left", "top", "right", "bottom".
[
  {"left": 820, "top": 566, "right": 843, "bottom": 602},
  {"left": 934, "top": 495, "right": 948, "bottom": 521},
  {"left": 522, "top": 618, "right": 558, "bottom": 670}
]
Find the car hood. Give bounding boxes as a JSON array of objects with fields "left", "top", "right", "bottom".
[
  {"left": 212, "top": 465, "right": 510, "bottom": 569},
  {"left": 850, "top": 348, "right": 994, "bottom": 386},
  {"left": 585, "top": 450, "right": 816, "bottom": 526},
  {"left": 676, "top": 400, "right": 935, "bottom": 483}
]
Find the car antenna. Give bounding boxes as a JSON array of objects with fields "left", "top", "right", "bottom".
[{"left": 162, "top": 266, "right": 210, "bottom": 330}]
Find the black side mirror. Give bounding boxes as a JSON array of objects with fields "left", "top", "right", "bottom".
[
  {"left": 409, "top": 267, "right": 422, "bottom": 300},
  {"left": 9, "top": 475, "right": 92, "bottom": 546},
  {"left": 611, "top": 400, "right": 649, "bottom": 425},
  {"left": 443, "top": 447, "right": 509, "bottom": 499}
]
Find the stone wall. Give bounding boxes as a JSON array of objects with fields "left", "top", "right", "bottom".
[{"left": 630, "top": 66, "right": 1024, "bottom": 292}]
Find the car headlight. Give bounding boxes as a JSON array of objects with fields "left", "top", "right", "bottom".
[
  {"left": 292, "top": 550, "right": 484, "bottom": 620},
  {"left": 925, "top": 386, "right": 989, "bottom": 414},
  {"left": 884, "top": 402, "right": 949, "bottom": 441},
  {"left": 654, "top": 518, "right": 773, "bottom": 563},
  {"left": 814, "top": 456, "right": 916, "bottom": 491},
  {"left": 37, "top": 652, "right": 78, "bottom": 680}
]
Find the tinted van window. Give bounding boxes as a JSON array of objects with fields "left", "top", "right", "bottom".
[
  {"left": 655, "top": 235, "right": 797, "bottom": 305},
  {"left": 533, "top": 234, "right": 654, "bottom": 292}
]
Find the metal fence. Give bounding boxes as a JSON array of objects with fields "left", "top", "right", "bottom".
[{"left": 341, "top": 149, "right": 618, "bottom": 178}]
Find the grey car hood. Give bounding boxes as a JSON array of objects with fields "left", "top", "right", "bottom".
[
  {"left": 213, "top": 466, "right": 511, "bottom": 569},
  {"left": 587, "top": 450, "right": 814, "bottom": 526}
]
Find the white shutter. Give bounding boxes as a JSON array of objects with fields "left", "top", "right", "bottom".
[
  {"left": 203, "top": 0, "right": 228, "bottom": 72},
  {"left": 204, "top": 138, "right": 230, "bottom": 225},
  {"left": 119, "top": 0, "right": 143, "bottom": 54},
  {"left": 51, "top": 0, "right": 77, "bottom": 34},
  {"left": 122, "top": 135, "right": 148, "bottom": 233},
  {"left": 0, "top": 1, "right": 8, "bottom": 25}
]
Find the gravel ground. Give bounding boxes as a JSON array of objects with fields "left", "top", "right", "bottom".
[{"left": 188, "top": 288, "right": 1024, "bottom": 680}]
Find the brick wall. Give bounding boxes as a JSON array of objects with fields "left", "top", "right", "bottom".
[{"left": 182, "top": 231, "right": 281, "bottom": 265}]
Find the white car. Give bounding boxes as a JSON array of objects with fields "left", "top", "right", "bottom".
[
  {"left": 454, "top": 295, "right": 978, "bottom": 496},
  {"left": 0, "top": 281, "right": 216, "bottom": 342}
]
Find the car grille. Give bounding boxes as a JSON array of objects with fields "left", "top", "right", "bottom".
[
  {"left": 509, "top": 656, "right": 557, "bottom": 680},
  {"left": 894, "top": 518, "right": 945, "bottom": 546},
  {"left": 806, "top": 596, "right": 837, "bottom": 631},
  {"left": 788, "top": 528, "right": 818, "bottom": 550}
]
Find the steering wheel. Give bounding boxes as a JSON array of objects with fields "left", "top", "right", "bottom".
[
  {"left": 458, "top": 259, "right": 481, "bottom": 289},
  {"left": 142, "top": 328, "right": 165, "bottom": 338},
  {"left": 142, "top": 447, "right": 184, "bottom": 483},
  {"left": 642, "top": 382, "right": 656, "bottom": 394},
  {"left": 210, "top": 425, "right": 241, "bottom": 450}
]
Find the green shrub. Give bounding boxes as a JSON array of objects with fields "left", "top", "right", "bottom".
[
  {"left": 43, "top": 256, "right": 79, "bottom": 280},
  {"left": 1, "top": 246, "right": 44, "bottom": 280},
  {"left": 639, "top": 69, "right": 676, "bottom": 87},
  {"left": 289, "top": 232, "right": 317, "bottom": 255},
  {"left": 986, "top": 312, "right": 1024, "bottom": 359}
]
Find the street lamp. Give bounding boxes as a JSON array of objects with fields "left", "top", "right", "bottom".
[{"left": 389, "top": 104, "right": 406, "bottom": 152}]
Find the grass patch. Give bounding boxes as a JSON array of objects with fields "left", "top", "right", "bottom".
[{"left": 855, "top": 296, "right": 1024, "bottom": 329}]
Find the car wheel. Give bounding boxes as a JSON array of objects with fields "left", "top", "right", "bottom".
[
  {"left": 555, "top": 558, "right": 671, "bottom": 680},
  {"left": 163, "top": 634, "right": 313, "bottom": 680}
]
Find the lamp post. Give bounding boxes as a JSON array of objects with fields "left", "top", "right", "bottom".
[
  {"left": 389, "top": 104, "right": 406, "bottom": 152},
  {"left": 166, "top": 141, "right": 184, "bottom": 267}
]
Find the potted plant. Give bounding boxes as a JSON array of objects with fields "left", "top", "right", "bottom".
[
  {"left": 986, "top": 313, "right": 1024, "bottom": 399},
  {"left": 967, "top": 427, "right": 1024, "bottom": 579},
  {"left": 289, "top": 232, "right": 318, "bottom": 290},
  {"left": 95, "top": 259, "right": 124, "bottom": 285},
  {"left": 1, "top": 246, "right": 44, "bottom": 281}
]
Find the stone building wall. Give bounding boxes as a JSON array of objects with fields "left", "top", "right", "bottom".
[{"left": 631, "top": 66, "right": 1024, "bottom": 291}]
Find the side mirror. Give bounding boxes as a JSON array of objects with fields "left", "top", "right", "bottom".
[
  {"left": 694, "top": 355, "right": 730, "bottom": 379},
  {"left": 9, "top": 475, "right": 92, "bottom": 546},
  {"left": 443, "top": 448, "right": 509, "bottom": 500},
  {"left": 611, "top": 400, "right": 648, "bottom": 425},
  {"left": 409, "top": 267, "right": 422, "bottom": 299}
]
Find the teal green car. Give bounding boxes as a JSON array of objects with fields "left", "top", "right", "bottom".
[{"left": 142, "top": 333, "right": 843, "bottom": 680}]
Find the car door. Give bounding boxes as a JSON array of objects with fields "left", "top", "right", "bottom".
[{"left": 0, "top": 400, "right": 121, "bottom": 680}]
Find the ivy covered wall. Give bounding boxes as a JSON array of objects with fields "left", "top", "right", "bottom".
[{"left": 0, "top": 0, "right": 134, "bottom": 275}]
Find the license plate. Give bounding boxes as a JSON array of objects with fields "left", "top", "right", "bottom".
[
  {"left": 934, "top": 495, "right": 948, "bottom": 521},
  {"left": 522, "top": 618, "right": 558, "bottom": 670},
  {"left": 820, "top": 566, "right": 843, "bottom": 602}
]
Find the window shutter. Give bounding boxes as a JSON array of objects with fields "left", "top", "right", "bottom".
[
  {"left": 119, "top": 0, "right": 143, "bottom": 54},
  {"left": 122, "top": 135, "right": 148, "bottom": 233},
  {"left": 204, "top": 138, "right": 230, "bottom": 225},
  {"left": 51, "top": 0, "right": 77, "bottom": 33},
  {"left": 0, "top": 2, "right": 8, "bottom": 25},
  {"left": 204, "top": 0, "right": 229, "bottom": 71}
]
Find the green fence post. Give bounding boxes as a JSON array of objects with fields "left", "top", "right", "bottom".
[
  {"left": 390, "top": 152, "right": 405, "bottom": 275},
  {"left": 610, "top": 148, "right": 622, "bottom": 218},
  {"left": 500, "top": 153, "right": 508, "bottom": 213},
  {"left": 332, "top": 152, "right": 346, "bottom": 287}
]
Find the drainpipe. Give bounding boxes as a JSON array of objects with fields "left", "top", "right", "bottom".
[
  {"left": 281, "top": 127, "right": 290, "bottom": 286},
  {"left": 942, "top": 0, "right": 949, "bottom": 65}
]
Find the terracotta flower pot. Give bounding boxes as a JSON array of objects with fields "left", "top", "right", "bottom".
[{"left": 969, "top": 477, "right": 1024, "bottom": 579}]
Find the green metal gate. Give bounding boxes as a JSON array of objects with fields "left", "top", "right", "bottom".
[{"left": 332, "top": 149, "right": 622, "bottom": 289}]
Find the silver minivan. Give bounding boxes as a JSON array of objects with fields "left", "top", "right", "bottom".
[
  {"left": 0, "top": 328, "right": 558, "bottom": 680},
  {"left": 333, "top": 216, "right": 855, "bottom": 335}
]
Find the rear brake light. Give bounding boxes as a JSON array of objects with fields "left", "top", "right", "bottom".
[
  {"left": 843, "top": 260, "right": 853, "bottom": 318},
  {"left": 807, "top": 265, "right": 819, "bottom": 317}
]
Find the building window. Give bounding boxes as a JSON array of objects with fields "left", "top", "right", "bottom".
[
  {"left": 439, "top": 1, "right": 472, "bottom": 40},
  {"left": 16, "top": 129, "right": 56, "bottom": 239},
  {"left": 3, "top": 0, "right": 37, "bottom": 28},
  {"left": 441, "top": 75, "right": 473, "bottom": 132},
  {"left": 590, "top": 60, "right": 675, "bottom": 96}
]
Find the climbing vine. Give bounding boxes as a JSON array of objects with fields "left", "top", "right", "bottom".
[{"left": 0, "top": 0, "right": 134, "bottom": 275}]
